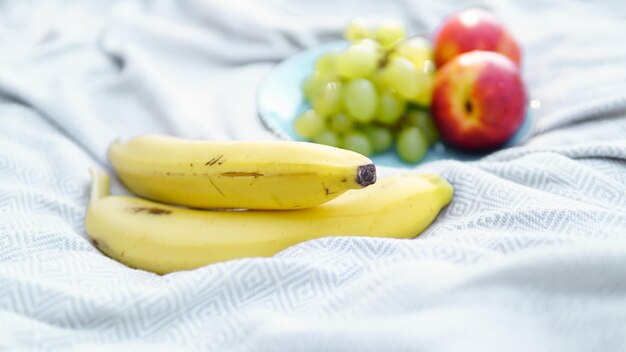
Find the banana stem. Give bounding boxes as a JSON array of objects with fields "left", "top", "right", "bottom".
[{"left": 89, "top": 167, "right": 110, "bottom": 204}]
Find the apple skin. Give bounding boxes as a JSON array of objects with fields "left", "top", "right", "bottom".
[
  {"left": 433, "top": 8, "right": 521, "bottom": 68},
  {"left": 432, "top": 50, "right": 527, "bottom": 151}
]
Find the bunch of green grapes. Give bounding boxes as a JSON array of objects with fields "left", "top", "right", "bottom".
[{"left": 294, "top": 18, "right": 440, "bottom": 163}]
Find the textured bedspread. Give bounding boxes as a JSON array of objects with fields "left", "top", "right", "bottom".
[{"left": 1, "top": 0, "right": 626, "bottom": 350}]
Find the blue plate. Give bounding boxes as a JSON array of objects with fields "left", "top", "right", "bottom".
[{"left": 257, "top": 41, "right": 537, "bottom": 168}]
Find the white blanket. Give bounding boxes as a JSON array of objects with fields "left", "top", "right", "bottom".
[{"left": 2, "top": 0, "right": 626, "bottom": 350}]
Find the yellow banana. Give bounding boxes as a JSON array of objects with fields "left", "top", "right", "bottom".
[
  {"left": 85, "top": 168, "right": 454, "bottom": 274},
  {"left": 108, "top": 135, "right": 376, "bottom": 210}
]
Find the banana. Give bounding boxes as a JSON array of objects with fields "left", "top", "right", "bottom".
[
  {"left": 108, "top": 135, "right": 377, "bottom": 210},
  {"left": 85, "top": 167, "right": 454, "bottom": 274}
]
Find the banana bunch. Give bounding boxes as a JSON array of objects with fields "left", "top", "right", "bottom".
[{"left": 85, "top": 135, "right": 454, "bottom": 274}]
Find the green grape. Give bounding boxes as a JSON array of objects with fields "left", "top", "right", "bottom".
[
  {"left": 344, "top": 18, "right": 371, "bottom": 42},
  {"left": 392, "top": 36, "right": 433, "bottom": 68},
  {"left": 336, "top": 44, "right": 379, "bottom": 79},
  {"left": 313, "top": 129, "right": 341, "bottom": 148},
  {"left": 302, "top": 73, "right": 319, "bottom": 102},
  {"left": 372, "top": 70, "right": 388, "bottom": 91},
  {"left": 404, "top": 109, "right": 439, "bottom": 144},
  {"left": 376, "top": 90, "right": 406, "bottom": 125},
  {"left": 375, "top": 19, "right": 407, "bottom": 49},
  {"left": 380, "top": 56, "right": 418, "bottom": 100},
  {"left": 343, "top": 131, "right": 373, "bottom": 156},
  {"left": 314, "top": 52, "right": 339, "bottom": 76},
  {"left": 312, "top": 81, "right": 343, "bottom": 117},
  {"left": 343, "top": 78, "right": 378, "bottom": 123},
  {"left": 302, "top": 71, "right": 332, "bottom": 102},
  {"left": 329, "top": 113, "right": 354, "bottom": 133},
  {"left": 413, "top": 72, "right": 434, "bottom": 107},
  {"left": 356, "top": 38, "right": 382, "bottom": 50},
  {"left": 293, "top": 110, "right": 326, "bottom": 139},
  {"left": 396, "top": 127, "right": 429, "bottom": 163},
  {"left": 364, "top": 125, "right": 394, "bottom": 153},
  {"left": 421, "top": 59, "right": 436, "bottom": 74},
  {"left": 410, "top": 60, "right": 435, "bottom": 107}
]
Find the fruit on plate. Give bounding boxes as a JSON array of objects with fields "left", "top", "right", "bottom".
[
  {"left": 294, "top": 11, "right": 526, "bottom": 162},
  {"left": 432, "top": 50, "right": 526, "bottom": 150},
  {"left": 295, "top": 19, "right": 440, "bottom": 163},
  {"left": 108, "top": 135, "right": 376, "bottom": 210},
  {"left": 85, "top": 168, "right": 454, "bottom": 274},
  {"left": 432, "top": 8, "right": 522, "bottom": 68}
]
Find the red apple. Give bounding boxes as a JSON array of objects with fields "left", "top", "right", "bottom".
[
  {"left": 432, "top": 50, "right": 526, "bottom": 151},
  {"left": 433, "top": 8, "right": 521, "bottom": 68}
]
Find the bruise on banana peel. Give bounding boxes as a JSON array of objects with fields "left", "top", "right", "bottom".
[
  {"left": 92, "top": 238, "right": 113, "bottom": 255},
  {"left": 220, "top": 172, "right": 264, "bottom": 178},
  {"left": 129, "top": 207, "right": 172, "bottom": 215},
  {"left": 322, "top": 183, "right": 336, "bottom": 196},
  {"left": 205, "top": 154, "right": 225, "bottom": 166}
]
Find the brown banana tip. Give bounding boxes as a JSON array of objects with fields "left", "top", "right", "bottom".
[{"left": 356, "top": 164, "right": 376, "bottom": 187}]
